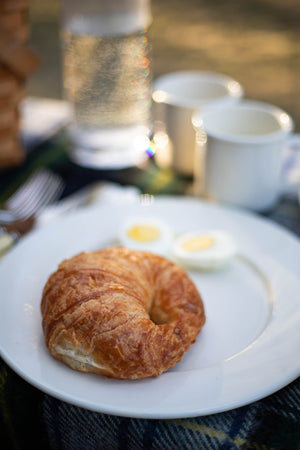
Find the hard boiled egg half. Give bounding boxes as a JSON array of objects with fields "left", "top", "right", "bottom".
[
  {"left": 118, "top": 216, "right": 173, "bottom": 256},
  {"left": 171, "top": 230, "right": 237, "bottom": 270}
]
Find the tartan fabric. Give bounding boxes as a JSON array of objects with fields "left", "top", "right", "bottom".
[
  {"left": 0, "top": 134, "right": 300, "bottom": 449},
  {"left": 41, "top": 378, "right": 300, "bottom": 450},
  {"left": 0, "top": 356, "right": 299, "bottom": 450}
]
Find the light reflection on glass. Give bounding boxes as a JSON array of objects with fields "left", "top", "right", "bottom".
[{"left": 152, "top": 90, "right": 168, "bottom": 103}]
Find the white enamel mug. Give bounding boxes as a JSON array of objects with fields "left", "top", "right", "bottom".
[
  {"left": 193, "top": 100, "right": 300, "bottom": 211},
  {"left": 152, "top": 71, "right": 243, "bottom": 176}
]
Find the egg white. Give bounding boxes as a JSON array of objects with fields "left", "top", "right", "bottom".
[
  {"left": 171, "top": 230, "right": 237, "bottom": 270},
  {"left": 118, "top": 216, "right": 173, "bottom": 256}
]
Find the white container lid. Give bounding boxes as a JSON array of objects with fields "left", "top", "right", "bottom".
[{"left": 61, "top": 0, "right": 152, "bottom": 36}]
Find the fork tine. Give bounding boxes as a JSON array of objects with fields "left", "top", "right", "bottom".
[
  {"left": 13, "top": 175, "right": 64, "bottom": 219},
  {"left": 5, "top": 170, "right": 49, "bottom": 211},
  {"left": 21, "top": 178, "right": 64, "bottom": 218},
  {"left": 11, "top": 172, "right": 57, "bottom": 217},
  {"left": 3, "top": 170, "right": 64, "bottom": 220}
]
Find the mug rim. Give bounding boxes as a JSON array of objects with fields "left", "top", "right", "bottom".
[
  {"left": 152, "top": 70, "right": 244, "bottom": 109},
  {"left": 192, "top": 100, "right": 294, "bottom": 144}
]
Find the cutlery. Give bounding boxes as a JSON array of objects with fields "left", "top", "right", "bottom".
[
  {"left": 0, "top": 169, "right": 64, "bottom": 256},
  {"left": 0, "top": 186, "right": 88, "bottom": 257},
  {"left": 0, "top": 169, "right": 64, "bottom": 224}
]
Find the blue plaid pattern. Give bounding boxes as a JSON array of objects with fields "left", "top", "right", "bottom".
[{"left": 41, "top": 377, "right": 300, "bottom": 449}]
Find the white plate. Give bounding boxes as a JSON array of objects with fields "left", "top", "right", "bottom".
[{"left": 0, "top": 197, "right": 299, "bottom": 418}]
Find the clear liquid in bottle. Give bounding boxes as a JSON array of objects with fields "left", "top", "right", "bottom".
[{"left": 62, "top": 18, "right": 152, "bottom": 168}]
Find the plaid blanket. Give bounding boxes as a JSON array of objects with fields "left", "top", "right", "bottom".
[
  {"left": 42, "top": 378, "right": 300, "bottom": 450},
  {"left": 0, "top": 133, "right": 299, "bottom": 450},
  {"left": 0, "top": 359, "right": 299, "bottom": 450}
]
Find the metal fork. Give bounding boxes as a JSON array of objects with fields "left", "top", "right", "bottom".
[{"left": 0, "top": 169, "right": 64, "bottom": 224}]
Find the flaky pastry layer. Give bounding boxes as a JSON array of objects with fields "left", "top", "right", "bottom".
[{"left": 41, "top": 247, "right": 205, "bottom": 379}]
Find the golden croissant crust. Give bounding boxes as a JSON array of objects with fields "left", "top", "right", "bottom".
[{"left": 41, "top": 247, "right": 205, "bottom": 379}]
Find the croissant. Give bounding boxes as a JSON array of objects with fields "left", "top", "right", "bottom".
[{"left": 41, "top": 247, "right": 205, "bottom": 379}]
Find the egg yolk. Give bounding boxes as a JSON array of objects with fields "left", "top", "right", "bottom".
[
  {"left": 181, "top": 235, "right": 214, "bottom": 252},
  {"left": 127, "top": 225, "right": 160, "bottom": 242}
]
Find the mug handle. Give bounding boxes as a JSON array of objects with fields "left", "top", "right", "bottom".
[{"left": 280, "top": 133, "right": 300, "bottom": 195}]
